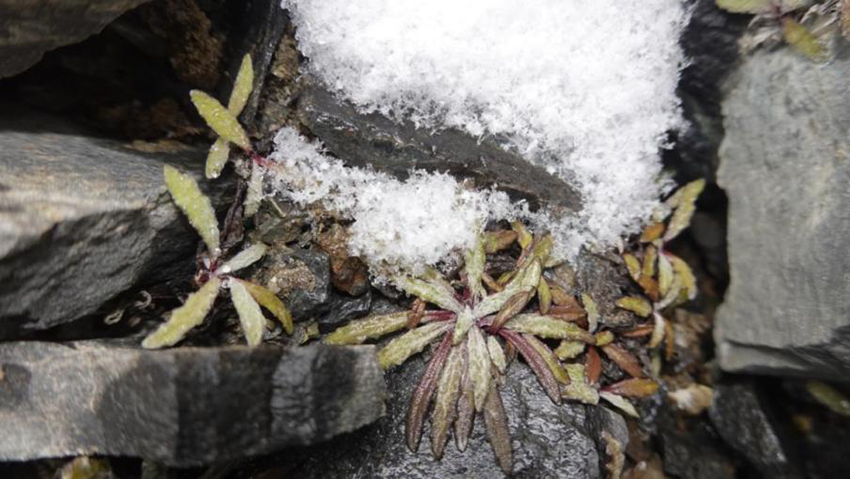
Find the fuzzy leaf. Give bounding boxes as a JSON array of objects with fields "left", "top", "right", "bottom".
[
  {"left": 649, "top": 312, "right": 666, "bottom": 349},
  {"left": 406, "top": 331, "right": 453, "bottom": 452},
  {"left": 615, "top": 296, "right": 652, "bottom": 318},
  {"left": 455, "top": 347, "right": 475, "bottom": 452},
  {"left": 222, "top": 243, "right": 267, "bottom": 273},
  {"left": 487, "top": 335, "right": 507, "bottom": 374},
  {"left": 431, "top": 345, "right": 463, "bottom": 459},
  {"left": 806, "top": 380, "right": 850, "bottom": 417},
  {"left": 600, "top": 391, "right": 640, "bottom": 418},
  {"left": 324, "top": 312, "right": 407, "bottom": 345},
  {"left": 163, "top": 165, "right": 220, "bottom": 254},
  {"left": 142, "top": 277, "right": 221, "bottom": 348},
  {"left": 504, "top": 314, "right": 595, "bottom": 342},
  {"left": 664, "top": 179, "right": 705, "bottom": 242},
  {"left": 464, "top": 236, "right": 487, "bottom": 299},
  {"left": 229, "top": 278, "right": 266, "bottom": 346},
  {"left": 562, "top": 363, "right": 599, "bottom": 404},
  {"left": 474, "top": 259, "right": 540, "bottom": 317},
  {"left": 512, "top": 220, "right": 532, "bottom": 249},
  {"left": 452, "top": 308, "right": 475, "bottom": 345},
  {"left": 640, "top": 222, "right": 665, "bottom": 243},
  {"left": 379, "top": 322, "right": 453, "bottom": 370},
  {"left": 782, "top": 17, "right": 826, "bottom": 62},
  {"left": 205, "top": 138, "right": 230, "bottom": 179},
  {"left": 669, "top": 253, "right": 698, "bottom": 301},
  {"left": 642, "top": 245, "right": 657, "bottom": 278},
  {"left": 483, "top": 385, "right": 513, "bottom": 474},
  {"left": 595, "top": 330, "right": 615, "bottom": 347},
  {"left": 501, "top": 330, "right": 560, "bottom": 404},
  {"left": 490, "top": 290, "right": 533, "bottom": 331},
  {"left": 483, "top": 230, "right": 517, "bottom": 253},
  {"left": 658, "top": 253, "right": 674, "bottom": 297},
  {"left": 228, "top": 54, "right": 254, "bottom": 115},
  {"left": 244, "top": 164, "right": 264, "bottom": 217},
  {"left": 656, "top": 273, "right": 683, "bottom": 310},
  {"left": 190, "top": 90, "right": 251, "bottom": 150},
  {"left": 603, "top": 378, "right": 660, "bottom": 398},
  {"left": 623, "top": 253, "right": 641, "bottom": 281},
  {"left": 538, "top": 278, "right": 552, "bottom": 315},
  {"left": 395, "top": 275, "right": 462, "bottom": 313},
  {"left": 467, "top": 325, "right": 492, "bottom": 412},
  {"left": 554, "top": 340, "right": 585, "bottom": 360},
  {"left": 602, "top": 344, "right": 645, "bottom": 378},
  {"left": 581, "top": 293, "right": 599, "bottom": 333},
  {"left": 715, "top": 0, "right": 772, "bottom": 13},
  {"left": 524, "top": 334, "right": 570, "bottom": 384},
  {"left": 238, "top": 280, "right": 293, "bottom": 334}
]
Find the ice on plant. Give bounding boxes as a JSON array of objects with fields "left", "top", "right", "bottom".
[{"left": 275, "top": 0, "right": 689, "bottom": 270}]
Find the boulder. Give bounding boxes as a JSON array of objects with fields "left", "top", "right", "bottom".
[
  {"left": 0, "top": 341, "right": 385, "bottom": 465},
  {"left": 715, "top": 45, "right": 850, "bottom": 379}
]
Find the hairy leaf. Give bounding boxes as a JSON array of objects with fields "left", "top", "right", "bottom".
[
  {"left": 452, "top": 308, "right": 476, "bottom": 344},
  {"left": 524, "top": 334, "right": 570, "bottom": 384},
  {"left": 467, "top": 325, "right": 492, "bottom": 412},
  {"left": 603, "top": 378, "right": 660, "bottom": 398},
  {"left": 406, "top": 332, "right": 453, "bottom": 452},
  {"left": 581, "top": 293, "right": 599, "bottom": 333},
  {"left": 669, "top": 253, "right": 698, "bottom": 301},
  {"left": 640, "top": 222, "right": 665, "bottom": 243},
  {"left": 205, "top": 138, "right": 230, "bottom": 179},
  {"left": 649, "top": 312, "right": 666, "bottom": 349},
  {"left": 163, "top": 165, "right": 220, "bottom": 254},
  {"left": 407, "top": 298, "right": 426, "bottom": 329},
  {"left": 228, "top": 54, "right": 254, "bottom": 115},
  {"left": 664, "top": 179, "right": 705, "bottom": 242},
  {"left": 504, "top": 314, "right": 595, "bottom": 342},
  {"left": 395, "top": 275, "right": 463, "bottom": 313},
  {"left": 490, "top": 290, "right": 533, "bottom": 332},
  {"left": 615, "top": 296, "right": 652, "bottom": 318},
  {"left": 474, "top": 259, "right": 540, "bottom": 317},
  {"left": 586, "top": 346, "right": 602, "bottom": 384},
  {"left": 431, "top": 345, "right": 463, "bottom": 459},
  {"left": 229, "top": 278, "right": 266, "bottom": 346},
  {"left": 483, "top": 229, "right": 517, "bottom": 253},
  {"left": 244, "top": 164, "right": 264, "bottom": 217},
  {"left": 142, "top": 277, "right": 221, "bottom": 348},
  {"left": 554, "top": 340, "right": 585, "bottom": 360},
  {"left": 595, "top": 330, "right": 615, "bottom": 347},
  {"left": 657, "top": 253, "right": 674, "bottom": 297},
  {"left": 324, "top": 312, "right": 407, "bottom": 345},
  {"left": 501, "top": 330, "right": 560, "bottom": 404},
  {"left": 602, "top": 344, "right": 644, "bottom": 378},
  {"left": 623, "top": 253, "right": 641, "bottom": 281},
  {"left": 238, "top": 280, "right": 293, "bottom": 334},
  {"left": 483, "top": 385, "right": 513, "bottom": 474},
  {"left": 642, "top": 245, "right": 657, "bottom": 278},
  {"left": 190, "top": 90, "right": 251, "bottom": 150},
  {"left": 562, "top": 363, "right": 599, "bottom": 404},
  {"left": 538, "top": 278, "right": 552, "bottom": 315},
  {"left": 464, "top": 235, "right": 487, "bottom": 299},
  {"left": 378, "top": 322, "right": 453, "bottom": 369},
  {"left": 222, "top": 243, "right": 267, "bottom": 272},
  {"left": 455, "top": 346, "right": 475, "bottom": 452},
  {"left": 487, "top": 335, "right": 507, "bottom": 374},
  {"left": 782, "top": 17, "right": 826, "bottom": 62},
  {"left": 512, "top": 220, "right": 533, "bottom": 249},
  {"left": 600, "top": 391, "right": 639, "bottom": 418}
]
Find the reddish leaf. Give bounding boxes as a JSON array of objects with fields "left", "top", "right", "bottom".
[
  {"left": 454, "top": 346, "right": 475, "bottom": 452},
  {"left": 491, "top": 290, "right": 533, "bottom": 332},
  {"left": 620, "top": 323, "right": 654, "bottom": 338},
  {"left": 483, "top": 385, "right": 513, "bottom": 474},
  {"left": 406, "top": 331, "right": 453, "bottom": 452},
  {"left": 500, "top": 329, "right": 560, "bottom": 404},
  {"left": 602, "top": 378, "right": 660, "bottom": 398},
  {"left": 601, "top": 344, "right": 644, "bottom": 378},
  {"left": 407, "top": 298, "right": 426, "bottom": 329},
  {"left": 586, "top": 346, "right": 602, "bottom": 384}
]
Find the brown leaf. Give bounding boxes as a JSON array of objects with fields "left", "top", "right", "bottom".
[
  {"left": 621, "top": 323, "right": 654, "bottom": 338},
  {"left": 642, "top": 245, "right": 657, "bottom": 278},
  {"left": 550, "top": 286, "right": 581, "bottom": 308},
  {"left": 491, "top": 290, "right": 533, "bottom": 332},
  {"left": 665, "top": 319, "right": 676, "bottom": 361},
  {"left": 482, "top": 271, "right": 503, "bottom": 292},
  {"left": 524, "top": 334, "right": 570, "bottom": 385},
  {"left": 406, "top": 331, "right": 453, "bottom": 452},
  {"left": 483, "top": 230, "right": 518, "bottom": 253},
  {"left": 431, "top": 345, "right": 463, "bottom": 459},
  {"left": 602, "top": 344, "right": 644, "bottom": 378},
  {"left": 501, "top": 329, "right": 561, "bottom": 403},
  {"left": 603, "top": 379, "right": 660, "bottom": 398},
  {"left": 668, "top": 384, "right": 714, "bottom": 415},
  {"left": 640, "top": 222, "right": 665, "bottom": 243},
  {"left": 407, "top": 298, "right": 426, "bottom": 329},
  {"left": 638, "top": 276, "right": 660, "bottom": 302},
  {"left": 586, "top": 346, "right": 602, "bottom": 384},
  {"left": 623, "top": 253, "right": 641, "bottom": 282},
  {"left": 538, "top": 277, "right": 552, "bottom": 315},
  {"left": 483, "top": 385, "right": 513, "bottom": 474}
]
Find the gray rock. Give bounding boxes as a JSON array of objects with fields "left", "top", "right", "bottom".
[
  {"left": 0, "top": 107, "right": 229, "bottom": 334},
  {"left": 254, "top": 246, "right": 331, "bottom": 319},
  {"left": 658, "top": 421, "right": 736, "bottom": 479},
  {"left": 715, "top": 46, "right": 850, "bottom": 379},
  {"left": 0, "top": 0, "right": 151, "bottom": 78},
  {"left": 0, "top": 341, "right": 385, "bottom": 465},
  {"left": 709, "top": 380, "right": 802, "bottom": 479},
  {"left": 272, "top": 354, "right": 614, "bottom": 478},
  {"left": 318, "top": 289, "right": 372, "bottom": 334},
  {"left": 296, "top": 77, "right": 582, "bottom": 211}
]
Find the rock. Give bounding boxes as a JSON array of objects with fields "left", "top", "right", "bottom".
[
  {"left": 708, "top": 380, "right": 803, "bottom": 479},
  {"left": 0, "top": 0, "right": 151, "bottom": 78},
  {"left": 296, "top": 77, "right": 582, "bottom": 211},
  {"left": 715, "top": 46, "right": 850, "bottom": 379},
  {"left": 0, "top": 107, "right": 230, "bottom": 334},
  {"left": 0, "top": 341, "right": 385, "bottom": 465},
  {"left": 658, "top": 423, "right": 736, "bottom": 479},
  {"left": 265, "top": 354, "right": 614, "bottom": 478},
  {"left": 253, "top": 246, "right": 331, "bottom": 319},
  {"left": 317, "top": 289, "right": 372, "bottom": 334}
]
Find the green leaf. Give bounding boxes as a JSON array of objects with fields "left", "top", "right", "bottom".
[
  {"left": 229, "top": 278, "right": 266, "bottom": 346},
  {"left": 554, "top": 340, "right": 585, "bottom": 360},
  {"left": 324, "top": 312, "right": 408, "bottom": 345},
  {"left": 669, "top": 254, "right": 698, "bottom": 301},
  {"left": 581, "top": 293, "right": 599, "bottom": 333},
  {"left": 487, "top": 335, "right": 507, "bottom": 374},
  {"left": 377, "top": 322, "right": 452, "bottom": 369},
  {"left": 806, "top": 380, "right": 850, "bottom": 417},
  {"left": 205, "top": 138, "right": 230, "bottom": 179},
  {"left": 467, "top": 325, "right": 492, "bottom": 412},
  {"left": 394, "top": 274, "right": 462, "bottom": 313},
  {"left": 238, "top": 279, "right": 293, "bottom": 334},
  {"left": 600, "top": 391, "right": 640, "bottom": 418},
  {"left": 782, "top": 17, "right": 827, "bottom": 62},
  {"left": 504, "top": 314, "right": 595, "bottom": 342},
  {"left": 431, "top": 345, "right": 463, "bottom": 459},
  {"left": 464, "top": 236, "right": 486, "bottom": 300},
  {"left": 562, "top": 363, "right": 599, "bottom": 404},
  {"left": 228, "top": 54, "right": 254, "bottom": 115},
  {"left": 473, "top": 259, "right": 541, "bottom": 317},
  {"left": 615, "top": 296, "right": 653, "bottom": 318},
  {"left": 142, "top": 277, "right": 221, "bottom": 348},
  {"left": 623, "top": 253, "right": 642, "bottom": 282},
  {"left": 190, "top": 90, "right": 251, "bottom": 150},
  {"left": 222, "top": 243, "right": 267, "bottom": 272},
  {"left": 524, "top": 334, "right": 570, "bottom": 384},
  {"left": 664, "top": 179, "right": 705, "bottom": 242},
  {"left": 163, "top": 165, "right": 221, "bottom": 255},
  {"left": 715, "top": 0, "right": 772, "bottom": 13}
]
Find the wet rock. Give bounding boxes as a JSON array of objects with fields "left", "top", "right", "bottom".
[
  {"left": 708, "top": 380, "right": 803, "bottom": 479},
  {"left": 317, "top": 289, "right": 372, "bottom": 334},
  {"left": 0, "top": 341, "right": 385, "bottom": 465},
  {"left": 0, "top": 107, "right": 229, "bottom": 334},
  {"left": 296, "top": 77, "right": 581, "bottom": 211},
  {"left": 715, "top": 46, "right": 850, "bottom": 379},
  {"left": 0, "top": 0, "right": 151, "bottom": 78},
  {"left": 253, "top": 246, "right": 331, "bottom": 319}
]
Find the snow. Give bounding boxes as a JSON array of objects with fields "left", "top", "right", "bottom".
[{"left": 276, "top": 0, "right": 688, "bottom": 269}]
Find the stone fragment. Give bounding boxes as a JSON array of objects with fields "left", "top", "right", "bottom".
[{"left": 252, "top": 246, "right": 331, "bottom": 319}]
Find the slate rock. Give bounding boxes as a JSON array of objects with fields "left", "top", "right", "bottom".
[
  {"left": 254, "top": 246, "right": 331, "bottom": 319},
  {"left": 715, "top": 46, "right": 850, "bottom": 379},
  {"left": 317, "top": 289, "right": 372, "bottom": 334},
  {"left": 0, "top": 341, "right": 385, "bottom": 465},
  {"left": 0, "top": 107, "right": 229, "bottom": 334},
  {"left": 296, "top": 77, "right": 582, "bottom": 211},
  {"left": 0, "top": 0, "right": 151, "bottom": 78}
]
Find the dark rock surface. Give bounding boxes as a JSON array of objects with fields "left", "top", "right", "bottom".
[
  {"left": 0, "top": 107, "right": 230, "bottom": 334},
  {"left": 317, "top": 289, "right": 372, "bottom": 334},
  {"left": 253, "top": 246, "right": 331, "bottom": 320},
  {"left": 715, "top": 46, "right": 850, "bottom": 379},
  {"left": 0, "top": 0, "right": 151, "bottom": 78},
  {"left": 0, "top": 341, "right": 385, "bottom": 465},
  {"left": 658, "top": 419, "right": 736, "bottom": 479},
  {"left": 296, "top": 77, "right": 581, "bottom": 211}
]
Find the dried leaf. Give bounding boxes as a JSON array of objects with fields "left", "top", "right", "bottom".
[
  {"left": 601, "top": 430, "right": 625, "bottom": 479},
  {"left": 205, "top": 138, "right": 230, "bottom": 179},
  {"left": 452, "top": 308, "right": 476, "bottom": 344},
  {"left": 581, "top": 293, "right": 599, "bottom": 333},
  {"left": 638, "top": 276, "right": 660, "bottom": 302},
  {"left": 229, "top": 278, "right": 266, "bottom": 346},
  {"left": 221, "top": 243, "right": 266, "bottom": 272},
  {"left": 782, "top": 17, "right": 827, "bottom": 62},
  {"left": 483, "top": 229, "right": 517, "bottom": 253},
  {"left": 603, "top": 379, "right": 660, "bottom": 398},
  {"left": 142, "top": 277, "right": 221, "bottom": 348},
  {"left": 586, "top": 346, "right": 602, "bottom": 384},
  {"left": 501, "top": 330, "right": 560, "bottom": 403},
  {"left": 189, "top": 90, "right": 251, "bottom": 150},
  {"left": 525, "top": 334, "right": 570, "bottom": 384},
  {"left": 623, "top": 253, "right": 641, "bottom": 282},
  {"left": 512, "top": 220, "right": 533, "bottom": 249},
  {"left": 407, "top": 298, "right": 426, "bottom": 329},
  {"left": 59, "top": 457, "right": 113, "bottom": 479},
  {"left": 657, "top": 253, "right": 674, "bottom": 297},
  {"left": 562, "top": 363, "right": 600, "bottom": 404},
  {"left": 649, "top": 312, "right": 666, "bottom": 349},
  {"left": 504, "top": 314, "right": 595, "bottom": 342},
  {"left": 227, "top": 54, "right": 254, "bottom": 115},
  {"left": 406, "top": 332, "right": 453, "bottom": 452},
  {"left": 487, "top": 335, "right": 507, "bottom": 374},
  {"left": 595, "top": 330, "right": 615, "bottom": 347},
  {"left": 549, "top": 283, "right": 577, "bottom": 306},
  {"left": 464, "top": 236, "right": 487, "bottom": 299},
  {"left": 806, "top": 380, "right": 850, "bottom": 417},
  {"left": 602, "top": 344, "right": 644, "bottom": 378},
  {"left": 163, "top": 165, "right": 220, "bottom": 255},
  {"left": 238, "top": 280, "right": 293, "bottom": 334},
  {"left": 243, "top": 164, "right": 264, "bottom": 217},
  {"left": 668, "top": 384, "right": 714, "bottom": 415},
  {"left": 538, "top": 278, "right": 552, "bottom": 315},
  {"left": 640, "top": 222, "right": 665, "bottom": 243},
  {"left": 467, "top": 325, "right": 492, "bottom": 412},
  {"left": 481, "top": 271, "right": 503, "bottom": 292},
  {"left": 483, "top": 385, "right": 513, "bottom": 474},
  {"left": 600, "top": 391, "right": 640, "bottom": 418},
  {"left": 668, "top": 254, "right": 698, "bottom": 301},
  {"left": 324, "top": 312, "right": 408, "bottom": 345},
  {"left": 431, "top": 345, "right": 464, "bottom": 459},
  {"left": 621, "top": 323, "right": 655, "bottom": 338},
  {"left": 715, "top": 0, "right": 772, "bottom": 13},
  {"left": 455, "top": 347, "right": 475, "bottom": 452},
  {"left": 616, "top": 296, "right": 653, "bottom": 318},
  {"left": 395, "top": 274, "right": 462, "bottom": 313},
  {"left": 642, "top": 246, "right": 657, "bottom": 278},
  {"left": 490, "top": 290, "right": 533, "bottom": 331},
  {"left": 664, "top": 179, "right": 705, "bottom": 242},
  {"left": 378, "top": 322, "right": 453, "bottom": 369},
  {"left": 497, "top": 270, "right": 515, "bottom": 286},
  {"left": 555, "top": 340, "right": 585, "bottom": 360}
]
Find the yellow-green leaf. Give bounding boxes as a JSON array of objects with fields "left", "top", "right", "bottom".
[
  {"left": 664, "top": 179, "right": 705, "bottom": 242},
  {"left": 642, "top": 245, "right": 657, "bottom": 278},
  {"left": 554, "top": 340, "right": 585, "bottom": 360},
  {"left": 229, "top": 278, "right": 266, "bottom": 346},
  {"left": 483, "top": 229, "right": 517, "bottom": 253},
  {"left": 658, "top": 253, "right": 674, "bottom": 297},
  {"left": 222, "top": 243, "right": 267, "bottom": 273},
  {"left": 395, "top": 275, "right": 463, "bottom": 313},
  {"left": 452, "top": 308, "right": 476, "bottom": 345},
  {"left": 581, "top": 293, "right": 599, "bottom": 333},
  {"left": 142, "top": 277, "right": 221, "bottom": 348},
  {"left": 467, "top": 325, "right": 492, "bottom": 412},
  {"left": 538, "top": 277, "right": 552, "bottom": 315},
  {"left": 205, "top": 138, "right": 230, "bottom": 179},
  {"left": 562, "top": 363, "right": 599, "bottom": 404},
  {"left": 640, "top": 222, "right": 665, "bottom": 243},
  {"left": 512, "top": 220, "right": 532, "bottom": 249},
  {"left": 595, "top": 330, "right": 615, "bottom": 347},
  {"left": 504, "top": 314, "right": 595, "bottom": 342},
  {"left": 600, "top": 391, "right": 640, "bottom": 418},
  {"left": 228, "top": 54, "right": 254, "bottom": 115},
  {"left": 623, "top": 253, "right": 641, "bottom": 282},
  {"left": 715, "top": 0, "right": 772, "bottom": 13},
  {"left": 190, "top": 90, "right": 251, "bottom": 150},
  {"left": 473, "top": 259, "right": 540, "bottom": 317},
  {"left": 669, "top": 254, "right": 698, "bottom": 301},
  {"left": 806, "top": 380, "right": 850, "bottom": 417},
  {"left": 324, "top": 311, "right": 408, "bottom": 345},
  {"left": 525, "top": 334, "right": 570, "bottom": 384},
  {"left": 378, "top": 322, "right": 452, "bottom": 369},
  {"left": 782, "top": 18, "right": 827, "bottom": 62},
  {"left": 616, "top": 296, "right": 653, "bottom": 318},
  {"left": 164, "top": 165, "right": 220, "bottom": 255},
  {"left": 244, "top": 163, "right": 264, "bottom": 218},
  {"left": 238, "top": 279, "right": 293, "bottom": 334}
]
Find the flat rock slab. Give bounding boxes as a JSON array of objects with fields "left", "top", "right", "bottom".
[
  {"left": 0, "top": 107, "right": 229, "bottom": 333},
  {"left": 0, "top": 342, "right": 385, "bottom": 465},
  {"left": 296, "top": 77, "right": 582, "bottom": 211},
  {"left": 715, "top": 46, "right": 850, "bottom": 379}
]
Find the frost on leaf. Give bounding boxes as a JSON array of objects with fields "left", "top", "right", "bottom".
[
  {"left": 206, "top": 138, "right": 231, "bottom": 179},
  {"left": 244, "top": 164, "right": 265, "bottom": 217},
  {"left": 163, "top": 165, "right": 220, "bottom": 255},
  {"left": 378, "top": 321, "right": 453, "bottom": 369},
  {"left": 229, "top": 278, "right": 266, "bottom": 346},
  {"left": 190, "top": 90, "right": 251, "bottom": 150},
  {"left": 142, "top": 277, "right": 221, "bottom": 348},
  {"left": 222, "top": 243, "right": 267, "bottom": 272},
  {"left": 324, "top": 312, "right": 408, "bottom": 345},
  {"left": 715, "top": 0, "right": 772, "bottom": 13},
  {"left": 600, "top": 391, "right": 640, "bottom": 418},
  {"left": 238, "top": 279, "right": 294, "bottom": 334}
]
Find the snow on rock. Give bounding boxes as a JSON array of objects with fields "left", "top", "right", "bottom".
[{"left": 276, "top": 0, "right": 688, "bottom": 269}]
